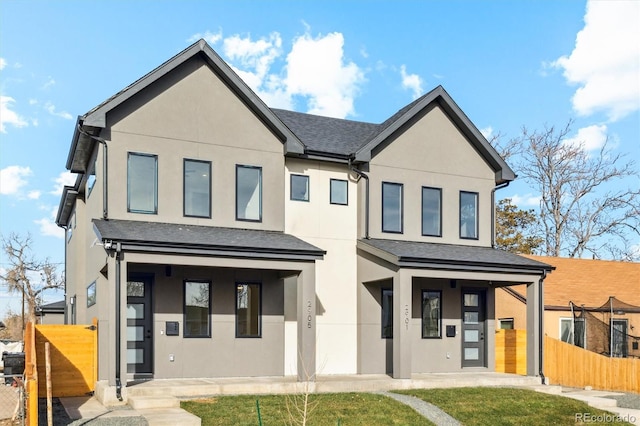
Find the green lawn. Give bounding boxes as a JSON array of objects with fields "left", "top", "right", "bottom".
[{"left": 181, "top": 387, "right": 633, "bottom": 426}]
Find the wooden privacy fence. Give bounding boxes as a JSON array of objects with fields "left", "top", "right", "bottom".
[
  {"left": 24, "top": 322, "right": 38, "bottom": 426},
  {"left": 495, "top": 329, "right": 640, "bottom": 394}
]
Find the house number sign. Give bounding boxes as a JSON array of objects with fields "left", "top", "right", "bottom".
[
  {"left": 404, "top": 304, "right": 409, "bottom": 330},
  {"left": 307, "top": 300, "right": 312, "bottom": 329}
]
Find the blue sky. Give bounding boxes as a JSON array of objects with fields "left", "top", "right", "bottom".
[{"left": 1, "top": 1, "right": 639, "bottom": 318}]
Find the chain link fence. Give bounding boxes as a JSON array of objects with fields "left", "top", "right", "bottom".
[{"left": 0, "top": 374, "right": 25, "bottom": 426}]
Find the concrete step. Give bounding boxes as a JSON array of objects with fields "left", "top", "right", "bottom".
[
  {"left": 137, "top": 407, "right": 201, "bottom": 426},
  {"left": 128, "top": 395, "right": 180, "bottom": 410}
]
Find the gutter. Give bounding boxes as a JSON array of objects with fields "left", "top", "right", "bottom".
[
  {"left": 348, "top": 158, "right": 370, "bottom": 239},
  {"left": 76, "top": 123, "right": 109, "bottom": 220},
  {"left": 491, "top": 181, "right": 510, "bottom": 248}
]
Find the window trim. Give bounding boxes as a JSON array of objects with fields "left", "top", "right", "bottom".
[
  {"left": 290, "top": 174, "right": 310, "bottom": 202},
  {"left": 382, "top": 181, "right": 404, "bottom": 234},
  {"left": 421, "top": 290, "right": 442, "bottom": 339},
  {"left": 330, "top": 178, "right": 349, "bottom": 205},
  {"left": 498, "top": 318, "right": 514, "bottom": 330},
  {"left": 183, "top": 280, "right": 212, "bottom": 338},
  {"left": 459, "top": 190, "right": 479, "bottom": 240},
  {"left": 381, "top": 288, "right": 393, "bottom": 339},
  {"left": 235, "top": 282, "right": 262, "bottom": 338},
  {"left": 183, "top": 159, "right": 212, "bottom": 218},
  {"left": 421, "top": 186, "right": 442, "bottom": 237},
  {"left": 127, "top": 152, "right": 158, "bottom": 214},
  {"left": 235, "top": 165, "right": 263, "bottom": 222}
]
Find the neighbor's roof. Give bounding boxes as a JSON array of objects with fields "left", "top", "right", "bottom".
[
  {"left": 93, "top": 219, "right": 325, "bottom": 261},
  {"left": 508, "top": 255, "right": 640, "bottom": 309},
  {"left": 357, "top": 238, "right": 552, "bottom": 275},
  {"left": 36, "top": 300, "right": 65, "bottom": 314}
]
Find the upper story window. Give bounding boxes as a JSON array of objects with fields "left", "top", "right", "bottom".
[
  {"left": 460, "top": 191, "right": 478, "bottom": 239},
  {"left": 290, "top": 174, "right": 309, "bottom": 202},
  {"left": 87, "top": 156, "right": 97, "bottom": 196},
  {"left": 330, "top": 179, "right": 348, "bottom": 205},
  {"left": 422, "top": 187, "right": 442, "bottom": 237},
  {"left": 128, "top": 152, "right": 157, "bottom": 214},
  {"left": 382, "top": 182, "right": 403, "bottom": 233},
  {"left": 236, "top": 165, "right": 262, "bottom": 221},
  {"left": 184, "top": 159, "right": 211, "bottom": 218}
]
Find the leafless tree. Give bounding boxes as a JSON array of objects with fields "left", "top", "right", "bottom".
[
  {"left": 496, "top": 121, "right": 640, "bottom": 259},
  {"left": 0, "top": 233, "right": 65, "bottom": 328}
]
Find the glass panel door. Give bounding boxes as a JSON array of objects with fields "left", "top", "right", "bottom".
[
  {"left": 461, "top": 289, "right": 486, "bottom": 367},
  {"left": 127, "top": 276, "right": 153, "bottom": 375}
]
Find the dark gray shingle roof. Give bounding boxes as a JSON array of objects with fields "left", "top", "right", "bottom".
[
  {"left": 37, "top": 300, "right": 65, "bottom": 312},
  {"left": 93, "top": 219, "right": 324, "bottom": 259},
  {"left": 359, "top": 238, "right": 553, "bottom": 272}
]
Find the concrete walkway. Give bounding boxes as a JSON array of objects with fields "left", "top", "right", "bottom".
[{"left": 378, "top": 391, "right": 462, "bottom": 425}]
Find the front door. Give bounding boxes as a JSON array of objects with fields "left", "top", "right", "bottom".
[
  {"left": 611, "top": 319, "right": 628, "bottom": 358},
  {"left": 127, "top": 276, "right": 153, "bottom": 375},
  {"left": 462, "top": 289, "right": 486, "bottom": 367}
]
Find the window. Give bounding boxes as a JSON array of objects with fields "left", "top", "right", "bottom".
[
  {"left": 330, "top": 179, "right": 348, "bottom": 205},
  {"left": 382, "top": 182, "right": 403, "bottom": 233},
  {"left": 236, "top": 165, "right": 262, "bottom": 221},
  {"left": 574, "top": 318, "right": 585, "bottom": 348},
  {"left": 291, "top": 174, "right": 309, "bottom": 202},
  {"left": 236, "top": 283, "right": 261, "bottom": 337},
  {"left": 87, "top": 281, "right": 96, "bottom": 307},
  {"left": 460, "top": 191, "right": 478, "bottom": 239},
  {"left": 128, "top": 153, "right": 157, "bottom": 214},
  {"left": 381, "top": 288, "right": 393, "bottom": 338},
  {"left": 422, "top": 290, "right": 441, "bottom": 338},
  {"left": 184, "top": 281, "right": 211, "bottom": 338},
  {"left": 422, "top": 187, "right": 442, "bottom": 237},
  {"left": 87, "top": 156, "right": 97, "bottom": 196},
  {"left": 559, "top": 318, "right": 574, "bottom": 343},
  {"left": 498, "top": 318, "right": 514, "bottom": 330},
  {"left": 184, "top": 159, "right": 211, "bottom": 217}
]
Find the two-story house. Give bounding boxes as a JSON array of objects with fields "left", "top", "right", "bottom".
[{"left": 56, "top": 39, "right": 552, "bottom": 404}]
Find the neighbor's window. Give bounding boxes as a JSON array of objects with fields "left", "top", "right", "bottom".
[
  {"left": 290, "top": 174, "right": 310, "bottom": 202},
  {"left": 236, "top": 283, "right": 261, "bottom": 337},
  {"left": 460, "top": 191, "right": 478, "bottom": 239},
  {"left": 184, "top": 159, "right": 211, "bottom": 218},
  {"left": 128, "top": 153, "right": 158, "bottom": 214},
  {"left": 236, "top": 165, "right": 262, "bottom": 221},
  {"left": 422, "top": 187, "right": 442, "bottom": 237},
  {"left": 382, "top": 182, "right": 403, "bottom": 233},
  {"left": 87, "top": 281, "right": 96, "bottom": 307},
  {"left": 381, "top": 288, "right": 393, "bottom": 338},
  {"left": 560, "top": 318, "right": 574, "bottom": 344},
  {"left": 330, "top": 179, "right": 348, "bottom": 205},
  {"left": 184, "top": 281, "right": 211, "bottom": 338},
  {"left": 499, "top": 318, "right": 514, "bottom": 330},
  {"left": 422, "top": 290, "right": 441, "bottom": 338}
]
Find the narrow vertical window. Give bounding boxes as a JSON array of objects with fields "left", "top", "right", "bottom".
[
  {"left": 330, "top": 179, "right": 348, "bottom": 205},
  {"left": 184, "top": 281, "right": 211, "bottom": 338},
  {"left": 290, "top": 174, "right": 310, "bottom": 201},
  {"left": 382, "top": 182, "right": 403, "bottom": 233},
  {"left": 422, "top": 290, "right": 441, "bottom": 338},
  {"left": 87, "top": 156, "right": 97, "bottom": 196},
  {"left": 422, "top": 187, "right": 442, "bottom": 237},
  {"left": 236, "top": 283, "right": 261, "bottom": 337},
  {"left": 381, "top": 288, "right": 393, "bottom": 338},
  {"left": 128, "top": 153, "right": 157, "bottom": 214},
  {"left": 460, "top": 191, "right": 478, "bottom": 239},
  {"left": 184, "top": 159, "right": 211, "bottom": 218},
  {"left": 236, "top": 165, "right": 262, "bottom": 221}
]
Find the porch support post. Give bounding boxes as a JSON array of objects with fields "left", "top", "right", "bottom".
[
  {"left": 526, "top": 278, "right": 543, "bottom": 377},
  {"left": 297, "top": 262, "right": 316, "bottom": 381},
  {"left": 392, "top": 269, "right": 412, "bottom": 379}
]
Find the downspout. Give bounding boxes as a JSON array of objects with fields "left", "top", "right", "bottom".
[
  {"left": 77, "top": 124, "right": 109, "bottom": 219},
  {"left": 539, "top": 270, "right": 547, "bottom": 384},
  {"left": 491, "top": 181, "right": 510, "bottom": 248},
  {"left": 348, "top": 158, "right": 370, "bottom": 239},
  {"left": 114, "top": 242, "right": 123, "bottom": 401}
]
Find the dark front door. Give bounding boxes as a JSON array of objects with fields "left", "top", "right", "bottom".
[
  {"left": 127, "top": 276, "right": 153, "bottom": 375},
  {"left": 461, "top": 289, "right": 486, "bottom": 367},
  {"left": 611, "top": 319, "right": 628, "bottom": 358}
]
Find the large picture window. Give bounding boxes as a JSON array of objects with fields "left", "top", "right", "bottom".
[
  {"left": 184, "top": 159, "right": 211, "bottom": 218},
  {"left": 422, "top": 290, "right": 441, "bottom": 338},
  {"left": 184, "top": 281, "right": 211, "bottom": 338},
  {"left": 290, "top": 174, "right": 310, "bottom": 202},
  {"left": 460, "top": 191, "right": 478, "bottom": 239},
  {"left": 128, "top": 153, "right": 157, "bottom": 214},
  {"left": 381, "top": 288, "right": 393, "bottom": 338},
  {"left": 382, "top": 182, "right": 403, "bottom": 233},
  {"left": 236, "top": 283, "right": 261, "bottom": 337},
  {"left": 422, "top": 187, "right": 442, "bottom": 237},
  {"left": 236, "top": 165, "right": 262, "bottom": 221}
]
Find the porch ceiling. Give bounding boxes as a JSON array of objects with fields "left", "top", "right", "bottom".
[
  {"left": 93, "top": 219, "right": 325, "bottom": 261},
  {"left": 358, "top": 238, "right": 553, "bottom": 275}
]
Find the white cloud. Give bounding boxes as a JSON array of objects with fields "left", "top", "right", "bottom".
[
  {"left": 42, "top": 77, "right": 56, "bottom": 90},
  {"left": 34, "top": 205, "right": 64, "bottom": 239},
  {"left": 563, "top": 124, "right": 608, "bottom": 151},
  {"left": 552, "top": 0, "right": 640, "bottom": 121},
  {"left": 0, "top": 57, "right": 6, "bottom": 70},
  {"left": 510, "top": 193, "right": 541, "bottom": 208},
  {"left": 188, "top": 30, "right": 223, "bottom": 45},
  {"left": 0, "top": 96, "right": 28, "bottom": 133},
  {"left": 50, "top": 171, "right": 77, "bottom": 195},
  {"left": 0, "top": 165, "right": 32, "bottom": 195},
  {"left": 480, "top": 126, "right": 493, "bottom": 139},
  {"left": 400, "top": 65, "right": 424, "bottom": 100},
  {"left": 27, "top": 190, "right": 41, "bottom": 200},
  {"left": 44, "top": 102, "right": 73, "bottom": 120}
]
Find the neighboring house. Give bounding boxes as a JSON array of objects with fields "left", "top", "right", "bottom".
[
  {"left": 36, "top": 300, "right": 66, "bottom": 324},
  {"left": 55, "top": 39, "right": 552, "bottom": 403},
  {"left": 496, "top": 256, "right": 640, "bottom": 358}
]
